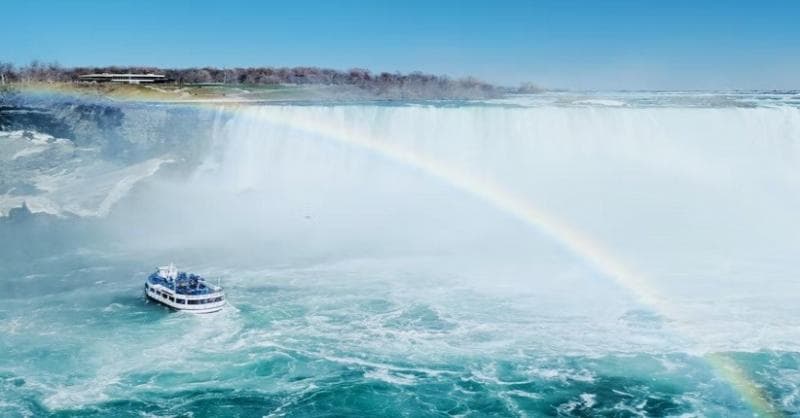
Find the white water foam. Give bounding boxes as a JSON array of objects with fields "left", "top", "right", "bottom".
[{"left": 0, "top": 156, "right": 172, "bottom": 217}]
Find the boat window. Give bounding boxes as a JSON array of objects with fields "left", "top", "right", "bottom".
[
  {"left": 188, "top": 299, "right": 197, "bottom": 305},
  {"left": 176, "top": 298, "right": 185, "bottom": 304},
  {"left": 168, "top": 296, "right": 174, "bottom": 302}
]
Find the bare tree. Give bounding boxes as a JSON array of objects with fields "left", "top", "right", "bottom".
[
  {"left": 0, "top": 61, "right": 14, "bottom": 84},
  {"left": 0, "top": 62, "right": 507, "bottom": 99}
]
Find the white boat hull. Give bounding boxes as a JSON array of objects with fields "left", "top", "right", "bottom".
[{"left": 145, "top": 284, "right": 225, "bottom": 314}]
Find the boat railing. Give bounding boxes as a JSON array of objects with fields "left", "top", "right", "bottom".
[{"left": 146, "top": 283, "right": 224, "bottom": 305}]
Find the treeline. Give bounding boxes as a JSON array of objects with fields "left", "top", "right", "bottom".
[{"left": 0, "top": 61, "right": 522, "bottom": 99}]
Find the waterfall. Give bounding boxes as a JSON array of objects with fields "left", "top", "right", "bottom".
[{"left": 204, "top": 105, "right": 800, "bottom": 264}]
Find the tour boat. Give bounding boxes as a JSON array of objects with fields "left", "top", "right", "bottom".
[{"left": 144, "top": 264, "right": 225, "bottom": 313}]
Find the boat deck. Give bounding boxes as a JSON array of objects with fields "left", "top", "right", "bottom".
[{"left": 147, "top": 272, "right": 219, "bottom": 296}]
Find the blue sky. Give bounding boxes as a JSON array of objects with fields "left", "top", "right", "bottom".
[{"left": 2, "top": 0, "right": 798, "bottom": 90}]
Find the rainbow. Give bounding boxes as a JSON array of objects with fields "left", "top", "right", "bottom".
[{"left": 233, "top": 105, "right": 781, "bottom": 417}]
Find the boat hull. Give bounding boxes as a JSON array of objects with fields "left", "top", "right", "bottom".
[{"left": 145, "top": 287, "right": 225, "bottom": 314}]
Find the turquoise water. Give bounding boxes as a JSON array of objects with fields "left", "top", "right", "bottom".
[
  {"left": 2, "top": 93, "right": 800, "bottom": 417},
  {"left": 3, "top": 249, "right": 798, "bottom": 417}
]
